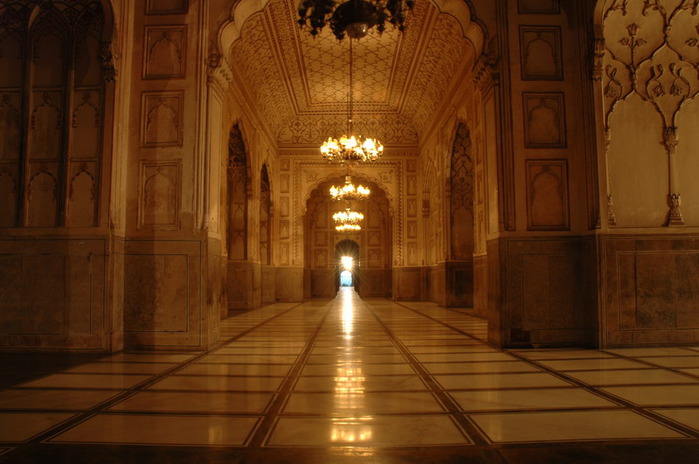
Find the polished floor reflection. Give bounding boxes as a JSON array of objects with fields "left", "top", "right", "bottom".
[{"left": 1, "top": 288, "right": 698, "bottom": 463}]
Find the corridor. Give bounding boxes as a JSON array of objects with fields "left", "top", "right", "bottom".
[{"left": 1, "top": 289, "right": 698, "bottom": 463}]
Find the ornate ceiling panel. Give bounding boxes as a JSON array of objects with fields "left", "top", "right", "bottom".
[{"left": 228, "top": 0, "right": 475, "bottom": 147}]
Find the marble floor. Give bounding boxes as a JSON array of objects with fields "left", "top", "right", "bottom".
[{"left": 1, "top": 288, "right": 698, "bottom": 463}]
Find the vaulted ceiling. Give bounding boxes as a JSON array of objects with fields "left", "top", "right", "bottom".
[{"left": 225, "top": 0, "right": 483, "bottom": 148}]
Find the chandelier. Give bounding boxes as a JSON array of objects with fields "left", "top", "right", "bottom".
[
  {"left": 298, "top": 0, "right": 415, "bottom": 40},
  {"left": 330, "top": 175, "right": 370, "bottom": 201},
  {"left": 333, "top": 208, "right": 364, "bottom": 232},
  {"left": 319, "top": 34, "right": 383, "bottom": 163}
]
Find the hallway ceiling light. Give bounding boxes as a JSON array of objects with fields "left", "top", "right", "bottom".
[
  {"left": 298, "top": 0, "right": 415, "bottom": 40},
  {"left": 320, "top": 37, "right": 383, "bottom": 163},
  {"left": 330, "top": 175, "right": 371, "bottom": 201},
  {"left": 334, "top": 208, "right": 364, "bottom": 232}
]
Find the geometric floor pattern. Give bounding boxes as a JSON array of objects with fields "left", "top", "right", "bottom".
[{"left": 1, "top": 288, "right": 698, "bottom": 463}]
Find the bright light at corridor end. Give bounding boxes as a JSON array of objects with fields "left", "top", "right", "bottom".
[{"left": 341, "top": 256, "right": 354, "bottom": 271}]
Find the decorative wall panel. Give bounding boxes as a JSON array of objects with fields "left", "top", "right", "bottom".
[
  {"left": 0, "top": 239, "right": 107, "bottom": 349},
  {"left": 520, "top": 26, "right": 563, "bottom": 80},
  {"left": 141, "top": 91, "right": 184, "bottom": 148},
  {"left": 518, "top": 0, "right": 560, "bottom": 15},
  {"left": 29, "top": 92, "right": 63, "bottom": 159},
  {"left": 526, "top": 160, "right": 569, "bottom": 231},
  {"left": 0, "top": 93, "right": 21, "bottom": 160},
  {"left": 124, "top": 240, "right": 202, "bottom": 348},
  {"left": 601, "top": 1, "right": 699, "bottom": 226},
  {"left": 146, "top": 0, "right": 188, "bottom": 15},
  {"left": 0, "top": 170, "right": 18, "bottom": 227},
  {"left": 143, "top": 26, "right": 186, "bottom": 79},
  {"left": 26, "top": 166, "right": 58, "bottom": 227},
  {"left": 602, "top": 236, "right": 699, "bottom": 346},
  {"left": 139, "top": 161, "right": 181, "bottom": 229},
  {"left": 70, "top": 92, "right": 101, "bottom": 158},
  {"left": 523, "top": 92, "right": 566, "bottom": 148},
  {"left": 67, "top": 163, "right": 97, "bottom": 227},
  {"left": 505, "top": 238, "right": 595, "bottom": 347}
]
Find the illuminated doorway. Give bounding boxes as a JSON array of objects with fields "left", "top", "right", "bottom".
[{"left": 340, "top": 270, "right": 353, "bottom": 287}]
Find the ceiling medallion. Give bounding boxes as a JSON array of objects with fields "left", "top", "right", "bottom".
[
  {"left": 319, "top": 37, "right": 383, "bottom": 163},
  {"left": 298, "top": 0, "right": 415, "bottom": 40},
  {"left": 333, "top": 207, "right": 364, "bottom": 232},
  {"left": 329, "top": 175, "right": 371, "bottom": 201}
]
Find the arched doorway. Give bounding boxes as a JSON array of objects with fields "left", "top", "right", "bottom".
[
  {"left": 336, "top": 239, "right": 360, "bottom": 292},
  {"left": 305, "top": 175, "right": 391, "bottom": 298}
]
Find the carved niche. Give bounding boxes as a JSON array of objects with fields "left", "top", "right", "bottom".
[
  {"left": 67, "top": 164, "right": 97, "bottom": 227},
  {"left": 523, "top": 92, "right": 567, "bottom": 148},
  {"left": 141, "top": 91, "right": 184, "bottom": 147},
  {"left": 520, "top": 26, "right": 563, "bottom": 80},
  {"left": 0, "top": 93, "right": 21, "bottom": 160},
  {"left": 26, "top": 167, "right": 58, "bottom": 227},
  {"left": 526, "top": 160, "right": 569, "bottom": 230},
  {"left": 70, "top": 92, "right": 100, "bottom": 158},
  {"left": 29, "top": 92, "right": 62, "bottom": 160},
  {"left": 143, "top": 26, "right": 186, "bottom": 79},
  {"left": 139, "top": 161, "right": 181, "bottom": 229}
]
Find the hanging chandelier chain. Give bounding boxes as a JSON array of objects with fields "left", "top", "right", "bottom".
[{"left": 348, "top": 37, "right": 354, "bottom": 134}]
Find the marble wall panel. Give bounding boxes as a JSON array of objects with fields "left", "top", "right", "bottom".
[
  {"left": 261, "top": 266, "right": 276, "bottom": 304},
  {"left": 124, "top": 254, "right": 188, "bottom": 333},
  {"left": 505, "top": 238, "right": 595, "bottom": 347},
  {"left": 124, "top": 240, "right": 202, "bottom": 348},
  {"left": 393, "top": 267, "right": 423, "bottom": 301},
  {"left": 276, "top": 267, "right": 303, "bottom": 301},
  {"left": 0, "top": 239, "right": 106, "bottom": 349},
  {"left": 604, "top": 236, "right": 699, "bottom": 346},
  {"left": 311, "top": 268, "right": 336, "bottom": 297}
]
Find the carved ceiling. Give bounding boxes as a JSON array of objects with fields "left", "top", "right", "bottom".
[{"left": 228, "top": 0, "right": 479, "bottom": 148}]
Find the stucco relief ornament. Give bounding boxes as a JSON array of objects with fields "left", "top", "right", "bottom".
[
  {"left": 593, "top": 38, "right": 606, "bottom": 81},
  {"left": 607, "top": 195, "right": 617, "bottom": 226},
  {"left": 619, "top": 23, "right": 646, "bottom": 85},
  {"left": 667, "top": 193, "right": 685, "bottom": 226},
  {"left": 99, "top": 41, "right": 119, "bottom": 82}
]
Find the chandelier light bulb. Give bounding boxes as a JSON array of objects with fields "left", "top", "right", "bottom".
[
  {"left": 330, "top": 176, "right": 371, "bottom": 201},
  {"left": 321, "top": 135, "right": 383, "bottom": 163},
  {"left": 333, "top": 207, "right": 364, "bottom": 232}
]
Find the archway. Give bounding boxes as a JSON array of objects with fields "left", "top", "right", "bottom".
[
  {"left": 305, "top": 175, "right": 391, "bottom": 298},
  {"left": 336, "top": 239, "right": 360, "bottom": 292},
  {"left": 446, "top": 122, "right": 474, "bottom": 307}
]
